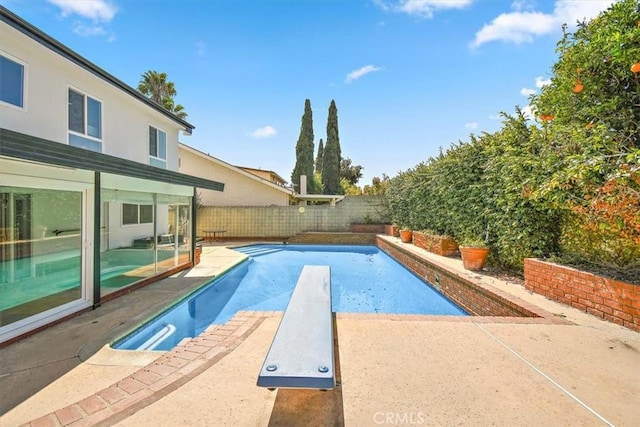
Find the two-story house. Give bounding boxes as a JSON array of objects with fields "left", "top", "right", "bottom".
[{"left": 0, "top": 6, "right": 224, "bottom": 344}]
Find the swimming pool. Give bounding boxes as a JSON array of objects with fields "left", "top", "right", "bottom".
[{"left": 114, "top": 244, "right": 468, "bottom": 351}]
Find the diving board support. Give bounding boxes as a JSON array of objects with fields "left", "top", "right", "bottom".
[{"left": 257, "top": 265, "right": 335, "bottom": 389}]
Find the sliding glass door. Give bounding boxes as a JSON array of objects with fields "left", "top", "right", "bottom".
[{"left": 0, "top": 187, "right": 83, "bottom": 327}]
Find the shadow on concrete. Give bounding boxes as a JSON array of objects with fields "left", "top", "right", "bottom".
[
  {"left": 0, "top": 273, "right": 211, "bottom": 416},
  {"left": 267, "top": 313, "right": 345, "bottom": 426}
]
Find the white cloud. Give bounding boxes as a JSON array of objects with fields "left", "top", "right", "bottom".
[
  {"left": 72, "top": 22, "right": 106, "bottom": 37},
  {"left": 375, "top": 0, "right": 473, "bottom": 18},
  {"left": 520, "top": 87, "right": 536, "bottom": 96},
  {"left": 464, "top": 122, "right": 479, "bottom": 130},
  {"left": 510, "top": 0, "right": 534, "bottom": 12},
  {"left": 535, "top": 76, "right": 552, "bottom": 88},
  {"left": 345, "top": 65, "right": 381, "bottom": 83},
  {"left": 471, "top": 0, "right": 616, "bottom": 47},
  {"left": 521, "top": 105, "right": 536, "bottom": 120},
  {"left": 250, "top": 126, "right": 277, "bottom": 139},
  {"left": 520, "top": 76, "right": 551, "bottom": 98},
  {"left": 48, "top": 0, "right": 117, "bottom": 22},
  {"left": 553, "top": 0, "right": 617, "bottom": 26},
  {"left": 472, "top": 11, "right": 556, "bottom": 47},
  {"left": 195, "top": 42, "right": 207, "bottom": 58}
]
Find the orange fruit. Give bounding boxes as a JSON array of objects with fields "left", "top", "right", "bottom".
[
  {"left": 573, "top": 83, "right": 584, "bottom": 93},
  {"left": 631, "top": 63, "right": 640, "bottom": 73}
]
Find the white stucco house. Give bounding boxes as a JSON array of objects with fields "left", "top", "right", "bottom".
[
  {"left": 0, "top": 6, "right": 224, "bottom": 344},
  {"left": 179, "top": 143, "right": 296, "bottom": 206}
]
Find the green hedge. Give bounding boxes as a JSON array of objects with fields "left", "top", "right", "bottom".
[{"left": 387, "top": 0, "right": 640, "bottom": 276}]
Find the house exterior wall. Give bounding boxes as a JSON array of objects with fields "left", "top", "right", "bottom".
[
  {"left": 0, "top": 22, "right": 182, "bottom": 170},
  {"left": 179, "top": 148, "right": 292, "bottom": 206},
  {"left": 0, "top": 8, "right": 204, "bottom": 344}
]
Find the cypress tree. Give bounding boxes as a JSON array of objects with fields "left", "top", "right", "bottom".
[
  {"left": 315, "top": 138, "right": 324, "bottom": 175},
  {"left": 322, "top": 100, "right": 342, "bottom": 194},
  {"left": 291, "top": 99, "right": 316, "bottom": 194}
]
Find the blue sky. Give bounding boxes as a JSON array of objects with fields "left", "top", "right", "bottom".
[{"left": 2, "top": 0, "right": 617, "bottom": 187}]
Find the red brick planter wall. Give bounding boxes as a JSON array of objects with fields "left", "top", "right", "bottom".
[
  {"left": 378, "top": 237, "right": 537, "bottom": 317},
  {"left": 524, "top": 258, "right": 640, "bottom": 332},
  {"left": 412, "top": 231, "right": 459, "bottom": 256},
  {"left": 287, "top": 232, "right": 378, "bottom": 245}
]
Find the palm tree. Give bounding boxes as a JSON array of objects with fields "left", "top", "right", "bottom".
[
  {"left": 137, "top": 70, "right": 187, "bottom": 119},
  {"left": 161, "top": 96, "right": 188, "bottom": 120}
]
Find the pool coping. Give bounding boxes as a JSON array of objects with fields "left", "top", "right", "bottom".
[
  {"left": 376, "top": 235, "right": 571, "bottom": 323},
  {"left": 20, "top": 306, "right": 574, "bottom": 427},
  {"left": 108, "top": 250, "right": 250, "bottom": 351},
  {"left": 19, "top": 239, "right": 572, "bottom": 426}
]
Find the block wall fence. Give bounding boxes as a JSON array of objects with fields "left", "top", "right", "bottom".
[
  {"left": 196, "top": 195, "right": 389, "bottom": 239},
  {"left": 524, "top": 258, "right": 640, "bottom": 332}
]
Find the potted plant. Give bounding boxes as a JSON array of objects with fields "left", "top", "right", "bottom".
[
  {"left": 459, "top": 236, "right": 490, "bottom": 271},
  {"left": 385, "top": 224, "right": 400, "bottom": 237},
  {"left": 195, "top": 243, "right": 203, "bottom": 265},
  {"left": 399, "top": 227, "right": 413, "bottom": 243}
]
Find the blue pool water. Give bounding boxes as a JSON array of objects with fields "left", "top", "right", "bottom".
[{"left": 114, "top": 244, "right": 467, "bottom": 351}]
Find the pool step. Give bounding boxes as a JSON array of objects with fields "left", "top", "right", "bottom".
[
  {"left": 235, "top": 246, "right": 282, "bottom": 257},
  {"left": 138, "top": 323, "right": 176, "bottom": 351}
]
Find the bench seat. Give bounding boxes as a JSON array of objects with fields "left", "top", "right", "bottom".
[{"left": 257, "top": 265, "right": 335, "bottom": 389}]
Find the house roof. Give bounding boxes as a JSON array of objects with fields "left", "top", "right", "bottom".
[
  {"left": 0, "top": 6, "right": 195, "bottom": 135},
  {"left": 236, "top": 166, "right": 287, "bottom": 186},
  {"left": 179, "top": 143, "right": 295, "bottom": 196}
]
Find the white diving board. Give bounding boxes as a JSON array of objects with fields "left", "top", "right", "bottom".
[{"left": 257, "top": 265, "right": 335, "bottom": 389}]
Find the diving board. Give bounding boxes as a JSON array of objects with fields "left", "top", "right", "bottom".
[{"left": 257, "top": 265, "right": 335, "bottom": 389}]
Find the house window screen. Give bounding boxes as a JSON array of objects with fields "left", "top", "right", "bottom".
[
  {"left": 140, "top": 205, "right": 153, "bottom": 223},
  {"left": 122, "top": 203, "right": 153, "bottom": 225},
  {"left": 0, "top": 54, "right": 24, "bottom": 108},
  {"left": 68, "top": 89, "right": 85, "bottom": 133},
  {"left": 148, "top": 126, "right": 167, "bottom": 168},
  {"left": 68, "top": 88, "right": 102, "bottom": 152},
  {"left": 87, "top": 97, "right": 101, "bottom": 138}
]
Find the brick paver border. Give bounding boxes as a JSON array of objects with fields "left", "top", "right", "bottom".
[{"left": 21, "top": 312, "right": 272, "bottom": 427}]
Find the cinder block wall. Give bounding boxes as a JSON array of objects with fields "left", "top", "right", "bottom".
[
  {"left": 197, "top": 195, "right": 389, "bottom": 239},
  {"left": 524, "top": 258, "right": 640, "bottom": 332}
]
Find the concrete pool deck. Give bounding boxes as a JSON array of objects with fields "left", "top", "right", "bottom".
[{"left": 1, "top": 240, "right": 639, "bottom": 426}]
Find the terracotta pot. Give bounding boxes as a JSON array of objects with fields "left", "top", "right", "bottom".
[
  {"left": 441, "top": 238, "right": 459, "bottom": 256},
  {"left": 460, "top": 246, "right": 490, "bottom": 271},
  {"left": 399, "top": 230, "right": 413, "bottom": 243},
  {"left": 385, "top": 224, "right": 400, "bottom": 237},
  {"left": 195, "top": 245, "right": 202, "bottom": 265}
]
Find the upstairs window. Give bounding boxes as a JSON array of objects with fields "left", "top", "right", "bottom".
[
  {"left": 68, "top": 88, "right": 102, "bottom": 152},
  {"left": 0, "top": 53, "right": 25, "bottom": 108},
  {"left": 149, "top": 126, "right": 167, "bottom": 168}
]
